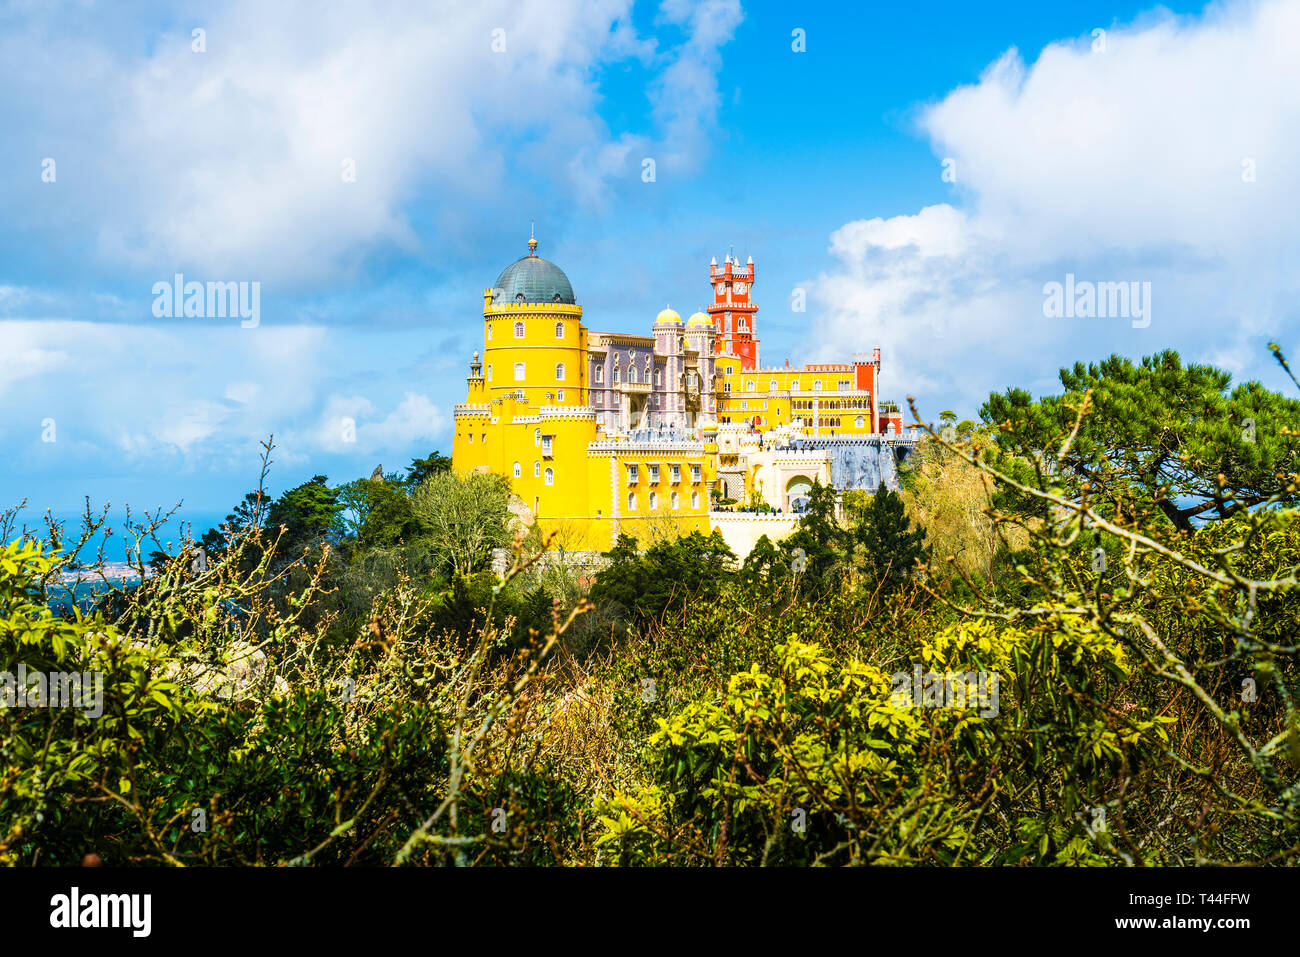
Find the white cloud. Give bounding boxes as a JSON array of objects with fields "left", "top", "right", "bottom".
[
  {"left": 0, "top": 0, "right": 739, "bottom": 284},
  {"left": 807, "top": 0, "right": 1300, "bottom": 419},
  {"left": 0, "top": 320, "right": 328, "bottom": 467}
]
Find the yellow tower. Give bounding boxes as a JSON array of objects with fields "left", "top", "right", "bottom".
[{"left": 480, "top": 235, "right": 586, "bottom": 409}]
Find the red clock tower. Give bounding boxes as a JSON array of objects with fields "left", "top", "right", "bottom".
[{"left": 708, "top": 253, "right": 759, "bottom": 371}]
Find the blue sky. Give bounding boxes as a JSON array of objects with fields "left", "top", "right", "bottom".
[{"left": 2, "top": 0, "right": 1298, "bottom": 527}]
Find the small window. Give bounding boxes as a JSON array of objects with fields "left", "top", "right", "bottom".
[
  {"left": 534, "top": 428, "right": 541, "bottom": 446},
  {"left": 671, "top": 491, "right": 679, "bottom": 509},
  {"left": 649, "top": 491, "right": 658, "bottom": 510},
  {"left": 514, "top": 362, "right": 525, "bottom": 381},
  {"left": 671, "top": 464, "right": 681, "bottom": 483},
  {"left": 513, "top": 462, "right": 521, "bottom": 478},
  {"left": 542, "top": 435, "right": 553, "bottom": 457},
  {"left": 629, "top": 367, "right": 637, "bottom": 384},
  {"left": 724, "top": 382, "right": 732, "bottom": 393},
  {"left": 649, "top": 465, "right": 660, "bottom": 483},
  {"left": 555, "top": 321, "right": 564, "bottom": 338},
  {"left": 534, "top": 461, "right": 540, "bottom": 477},
  {"left": 654, "top": 369, "right": 661, "bottom": 386},
  {"left": 814, "top": 380, "right": 823, "bottom": 391},
  {"left": 746, "top": 380, "right": 755, "bottom": 392},
  {"left": 613, "top": 366, "right": 621, "bottom": 384},
  {"left": 791, "top": 381, "right": 801, "bottom": 392},
  {"left": 769, "top": 380, "right": 778, "bottom": 392},
  {"left": 556, "top": 362, "right": 565, "bottom": 381},
  {"left": 839, "top": 380, "right": 852, "bottom": 390},
  {"left": 691, "top": 491, "right": 700, "bottom": 509},
  {"left": 595, "top": 366, "right": 604, "bottom": 384},
  {"left": 486, "top": 365, "right": 492, "bottom": 381},
  {"left": 855, "top": 415, "right": 865, "bottom": 428},
  {"left": 487, "top": 324, "right": 493, "bottom": 341},
  {"left": 627, "top": 464, "right": 639, "bottom": 483},
  {"left": 544, "top": 468, "right": 554, "bottom": 486},
  {"left": 627, "top": 491, "right": 636, "bottom": 511},
  {"left": 557, "top": 388, "right": 564, "bottom": 401},
  {"left": 691, "top": 465, "right": 701, "bottom": 482},
  {"left": 514, "top": 321, "right": 525, "bottom": 338},
  {"left": 468, "top": 433, "right": 473, "bottom": 444}
]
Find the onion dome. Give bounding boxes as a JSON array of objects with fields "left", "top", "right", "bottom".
[{"left": 655, "top": 305, "right": 682, "bottom": 326}]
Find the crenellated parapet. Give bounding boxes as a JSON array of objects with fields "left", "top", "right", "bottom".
[{"left": 587, "top": 440, "right": 706, "bottom": 456}]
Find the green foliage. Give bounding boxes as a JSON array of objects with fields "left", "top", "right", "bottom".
[
  {"left": 782, "top": 479, "right": 842, "bottom": 595},
  {"left": 981, "top": 350, "right": 1300, "bottom": 531},
  {"left": 9, "top": 349, "right": 1300, "bottom": 868},
  {"left": 851, "top": 482, "right": 928, "bottom": 592},
  {"left": 405, "top": 452, "right": 453, "bottom": 490},
  {"left": 589, "top": 531, "right": 736, "bottom": 627},
  {"left": 266, "top": 475, "right": 345, "bottom": 556},
  {"left": 410, "top": 470, "right": 513, "bottom": 578}
]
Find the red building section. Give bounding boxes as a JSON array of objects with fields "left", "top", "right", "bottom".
[{"left": 708, "top": 253, "right": 759, "bottom": 370}]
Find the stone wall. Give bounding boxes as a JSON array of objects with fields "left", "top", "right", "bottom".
[{"left": 707, "top": 512, "right": 800, "bottom": 560}]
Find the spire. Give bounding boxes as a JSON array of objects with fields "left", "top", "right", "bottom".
[{"left": 528, "top": 222, "right": 537, "bottom": 254}]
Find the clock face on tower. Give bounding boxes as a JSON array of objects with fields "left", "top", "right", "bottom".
[
  {"left": 734, "top": 282, "right": 747, "bottom": 295},
  {"left": 716, "top": 282, "right": 726, "bottom": 295}
]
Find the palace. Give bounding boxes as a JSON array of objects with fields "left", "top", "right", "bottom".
[{"left": 452, "top": 236, "right": 914, "bottom": 557}]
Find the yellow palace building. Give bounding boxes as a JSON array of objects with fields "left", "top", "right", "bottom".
[{"left": 452, "top": 236, "right": 913, "bottom": 556}]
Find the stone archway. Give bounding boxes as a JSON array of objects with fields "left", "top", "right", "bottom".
[{"left": 786, "top": 475, "right": 813, "bottom": 513}]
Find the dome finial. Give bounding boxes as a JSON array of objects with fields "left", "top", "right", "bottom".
[{"left": 528, "top": 221, "right": 537, "bottom": 253}]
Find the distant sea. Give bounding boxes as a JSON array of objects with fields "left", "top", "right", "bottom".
[{"left": 10, "top": 508, "right": 230, "bottom": 565}]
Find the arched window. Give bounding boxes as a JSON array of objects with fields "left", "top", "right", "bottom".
[
  {"left": 486, "top": 365, "right": 492, "bottom": 381},
  {"left": 514, "top": 321, "right": 525, "bottom": 338},
  {"left": 544, "top": 467, "right": 554, "bottom": 486},
  {"left": 594, "top": 366, "right": 603, "bottom": 384},
  {"left": 770, "top": 380, "right": 778, "bottom": 392},
  {"left": 613, "top": 366, "right": 621, "bottom": 384},
  {"left": 554, "top": 321, "right": 564, "bottom": 338},
  {"left": 629, "top": 367, "right": 637, "bottom": 384},
  {"left": 534, "top": 428, "right": 541, "bottom": 446},
  {"left": 746, "top": 380, "right": 755, "bottom": 392},
  {"left": 691, "top": 491, "right": 700, "bottom": 509},
  {"left": 555, "top": 362, "right": 565, "bottom": 381},
  {"left": 514, "top": 362, "right": 525, "bottom": 381},
  {"left": 513, "top": 462, "right": 521, "bottom": 478},
  {"left": 814, "top": 380, "right": 823, "bottom": 391},
  {"left": 670, "top": 491, "right": 679, "bottom": 510},
  {"left": 855, "top": 415, "right": 865, "bottom": 428},
  {"left": 487, "top": 324, "right": 493, "bottom": 341},
  {"left": 627, "top": 491, "right": 636, "bottom": 511},
  {"left": 534, "top": 462, "right": 540, "bottom": 477},
  {"left": 654, "top": 369, "right": 661, "bottom": 387},
  {"left": 648, "top": 491, "right": 658, "bottom": 510},
  {"left": 791, "top": 381, "right": 801, "bottom": 392}
]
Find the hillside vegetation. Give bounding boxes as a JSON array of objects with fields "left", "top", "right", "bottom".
[{"left": 3, "top": 349, "right": 1300, "bottom": 866}]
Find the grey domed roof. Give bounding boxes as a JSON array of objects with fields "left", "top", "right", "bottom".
[{"left": 492, "top": 240, "right": 575, "bottom": 304}]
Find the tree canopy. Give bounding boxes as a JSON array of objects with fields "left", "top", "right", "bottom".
[{"left": 981, "top": 350, "right": 1300, "bottom": 531}]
